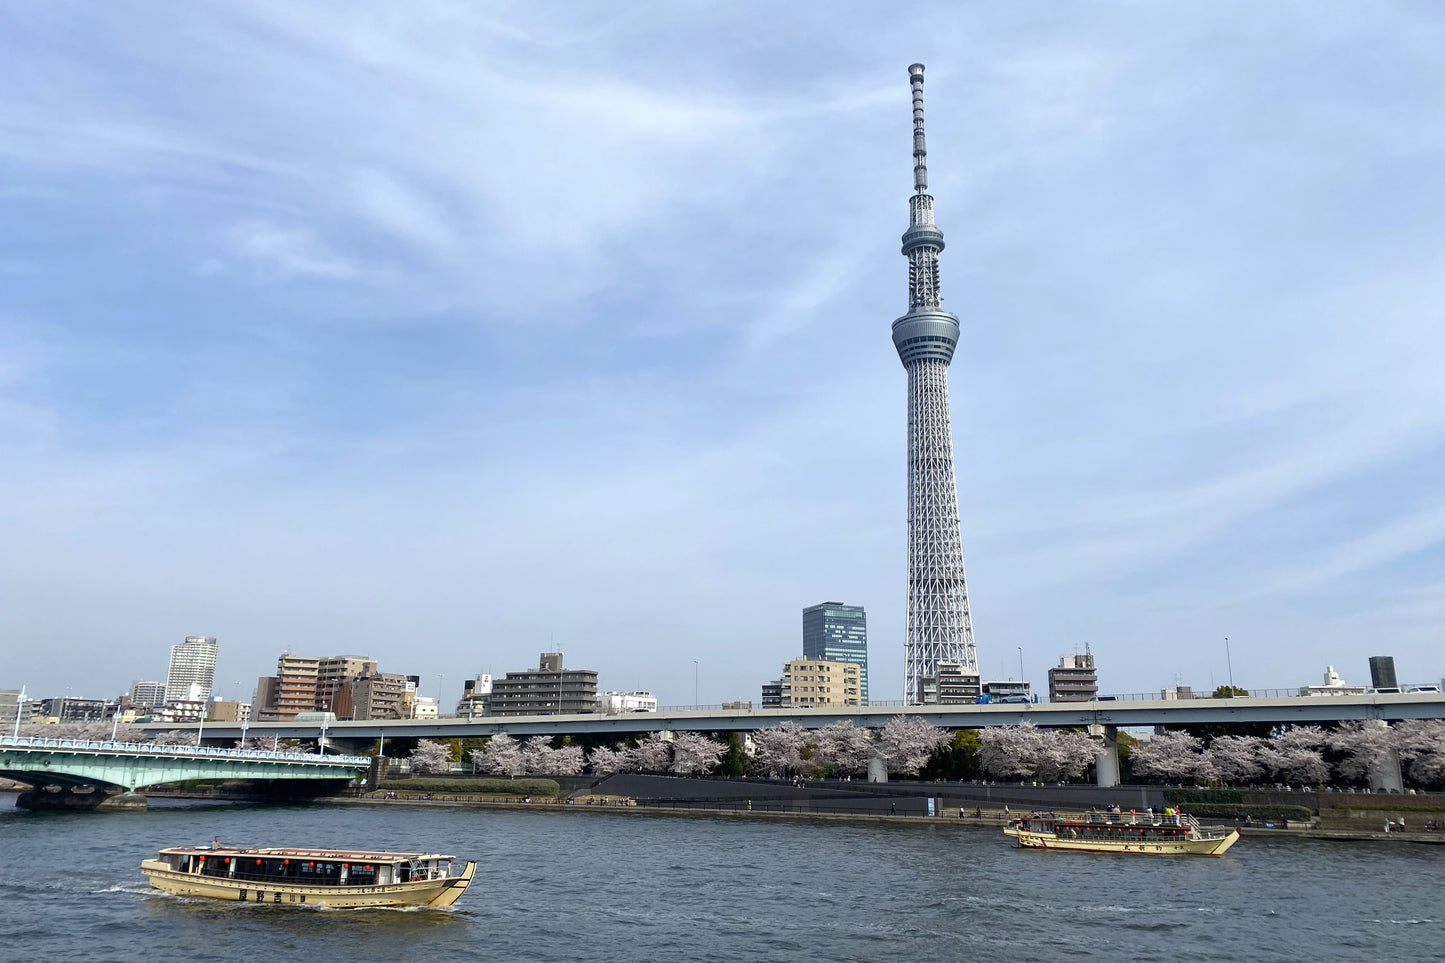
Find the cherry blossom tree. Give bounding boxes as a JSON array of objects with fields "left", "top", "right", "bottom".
[
  {"left": 672, "top": 732, "right": 725, "bottom": 775},
  {"left": 521, "top": 736, "right": 559, "bottom": 774},
  {"left": 550, "top": 744, "right": 587, "bottom": 775},
  {"left": 1258, "top": 726, "right": 1328, "bottom": 785},
  {"left": 1207, "top": 735, "right": 1265, "bottom": 785},
  {"left": 1328, "top": 722, "right": 1398, "bottom": 783},
  {"left": 814, "top": 721, "right": 873, "bottom": 776},
  {"left": 978, "top": 724, "right": 1046, "bottom": 779},
  {"left": 979, "top": 725, "right": 1101, "bottom": 781},
  {"left": 1130, "top": 730, "right": 1210, "bottom": 783},
  {"left": 750, "top": 722, "right": 809, "bottom": 778},
  {"left": 875, "top": 717, "right": 950, "bottom": 776},
  {"left": 587, "top": 745, "right": 626, "bottom": 775},
  {"left": 1395, "top": 719, "right": 1445, "bottom": 786},
  {"left": 623, "top": 732, "right": 673, "bottom": 773},
  {"left": 471, "top": 733, "right": 524, "bottom": 777},
  {"left": 150, "top": 729, "right": 200, "bottom": 746},
  {"left": 1043, "top": 729, "right": 1105, "bottom": 782},
  {"left": 409, "top": 739, "right": 453, "bottom": 775}
]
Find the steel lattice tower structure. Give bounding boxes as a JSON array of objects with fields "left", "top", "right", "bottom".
[{"left": 893, "top": 64, "right": 978, "bottom": 705}]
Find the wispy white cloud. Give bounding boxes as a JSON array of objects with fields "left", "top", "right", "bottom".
[{"left": 226, "top": 220, "right": 358, "bottom": 279}]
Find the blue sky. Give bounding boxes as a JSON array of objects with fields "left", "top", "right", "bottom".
[{"left": 3, "top": 2, "right": 1443, "bottom": 707}]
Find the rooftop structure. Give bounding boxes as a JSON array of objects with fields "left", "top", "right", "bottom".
[
  {"left": 893, "top": 65, "right": 978, "bottom": 703},
  {"left": 1299, "top": 665, "right": 1367, "bottom": 697}
]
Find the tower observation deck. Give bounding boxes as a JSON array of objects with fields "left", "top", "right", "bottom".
[{"left": 892, "top": 63, "right": 978, "bottom": 704}]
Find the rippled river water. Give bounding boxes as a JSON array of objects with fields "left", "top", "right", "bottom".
[{"left": 1, "top": 794, "right": 1440, "bottom": 961}]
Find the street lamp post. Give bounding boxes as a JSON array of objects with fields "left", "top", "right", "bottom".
[
  {"left": 693, "top": 660, "right": 700, "bottom": 708},
  {"left": 319, "top": 702, "right": 328, "bottom": 757},
  {"left": 1017, "top": 647, "right": 1024, "bottom": 683},
  {"left": 12, "top": 685, "right": 26, "bottom": 739},
  {"left": 241, "top": 687, "right": 253, "bottom": 748}
]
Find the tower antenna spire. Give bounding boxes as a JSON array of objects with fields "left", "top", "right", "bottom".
[{"left": 909, "top": 63, "right": 928, "bottom": 194}]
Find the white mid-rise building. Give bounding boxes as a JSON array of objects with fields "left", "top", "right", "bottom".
[
  {"left": 598, "top": 691, "right": 658, "bottom": 714},
  {"left": 129, "top": 680, "right": 167, "bottom": 708}
]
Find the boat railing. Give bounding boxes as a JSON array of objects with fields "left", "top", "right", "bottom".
[
  {"left": 1058, "top": 809, "right": 1205, "bottom": 829},
  {"left": 0, "top": 734, "right": 368, "bottom": 765}
]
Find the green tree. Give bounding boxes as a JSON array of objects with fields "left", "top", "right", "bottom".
[
  {"left": 920, "top": 729, "right": 981, "bottom": 781},
  {"left": 1116, "top": 730, "right": 1139, "bottom": 782},
  {"left": 1213, "top": 685, "right": 1249, "bottom": 698},
  {"left": 716, "top": 731, "right": 747, "bottom": 777}
]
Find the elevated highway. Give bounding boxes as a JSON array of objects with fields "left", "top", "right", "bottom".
[
  {"left": 174, "top": 691, "right": 1445, "bottom": 744},
  {"left": 0, "top": 736, "right": 369, "bottom": 811}
]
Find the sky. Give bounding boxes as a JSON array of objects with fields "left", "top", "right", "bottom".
[{"left": 2, "top": 2, "right": 1443, "bottom": 709}]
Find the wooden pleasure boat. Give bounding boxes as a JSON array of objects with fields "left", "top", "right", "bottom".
[
  {"left": 141, "top": 842, "right": 476, "bottom": 907},
  {"left": 1004, "top": 809, "right": 1240, "bottom": 856}
]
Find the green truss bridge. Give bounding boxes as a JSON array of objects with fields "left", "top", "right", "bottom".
[{"left": 0, "top": 735, "right": 369, "bottom": 811}]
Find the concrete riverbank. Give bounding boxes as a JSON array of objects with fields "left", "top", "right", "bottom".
[{"left": 301, "top": 791, "right": 1445, "bottom": 843}]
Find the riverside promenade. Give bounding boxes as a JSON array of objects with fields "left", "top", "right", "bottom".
[{"left": 274, "top": 773, "right": 1445, "bottom": 844}]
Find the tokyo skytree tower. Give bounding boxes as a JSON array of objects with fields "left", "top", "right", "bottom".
[{"left": 893, "top": 64, "right": 978, "bottom": 704}]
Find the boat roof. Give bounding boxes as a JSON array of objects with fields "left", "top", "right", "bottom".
[{"left": 158, "top": 845, "right": 453, "bottom": 861}]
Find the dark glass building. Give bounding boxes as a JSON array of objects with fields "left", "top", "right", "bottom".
[{"left": 802, "top": 602, "right": 869, "bottom": 705}]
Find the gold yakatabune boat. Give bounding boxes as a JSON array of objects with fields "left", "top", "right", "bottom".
[
  {"left": 142, "top": 842, "right": 476, "bottom": 907},
  {"left": 1004, "top": 809, "right": 1240, "bottom": 856}
]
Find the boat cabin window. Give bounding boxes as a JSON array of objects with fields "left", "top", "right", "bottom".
[{"left": 347, "top": 864, "right": 378, "bottom": 886}]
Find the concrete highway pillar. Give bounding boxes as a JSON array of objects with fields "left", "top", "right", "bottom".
[
  {"left": 1366, "top": 721, "right": 1405, "bottom": 793},
  {"left": 867, "top": 753, "right": 888, "bottom": 784},
  {"left": 1093, "top": 725, "right": 1120, "bottom": 788}
]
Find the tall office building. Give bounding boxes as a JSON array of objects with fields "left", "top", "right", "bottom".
[
  {"left": 164, "top": 636, "right": 218, "bottom": 704},
  {"left": 803, "top": 602, "right": 870, "bottom": 705},
  {"left": 893, "top": 64, "right": 978, "bottom": 703},
  {"left": 1368, "top": 656, "right": 1398, "bottom": 690}
]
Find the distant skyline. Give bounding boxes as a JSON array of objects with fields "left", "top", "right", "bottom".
[{"left": 3, "top": 3, "right": 1444, "bottom": 708}]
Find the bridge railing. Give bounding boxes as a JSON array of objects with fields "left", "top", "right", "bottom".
[
  {"left": 1097, "top": 688, "right": 1304, "bottom": 702},
  {"left": 0, "top": 735, "right": 367, "bottom": 766},
  {"left": 650, "top": 701, "right": 909, "bottom": 713}
]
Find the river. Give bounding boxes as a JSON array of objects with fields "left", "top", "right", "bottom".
[{"left": 1, "top": 794, "right": 1440, "bottom": 961}]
